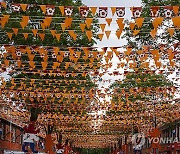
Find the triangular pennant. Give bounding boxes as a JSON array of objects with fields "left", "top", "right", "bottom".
[
  {"left": 7, "top": 32, "right": 13, "bottom": 40},
  {"left": 116, "top": 29, "right": 123, "bottom": 39},
  {"left": 50, "top": 30, "right": 56, "bottom": 38},
  {"left": 150, "top": 29, "right": 157, "bottom": 38},
  {"left": 90, "top": 7, "right": 97, "bottom": 16},
  {"left": 55, "top": 34, "right": 61, "bottom": 41},
  {"left": 61, "top": 23, "right": 66, "bottom": 32},
  {"left": 69, "top": 30, "right": 77, "bottom": 41},
  {"left": 167, "top": 28, "right": 174, "bottom": 37},
  {"left": 173, "top": 6, "right": 179, "bottom": 16},
  {"left": 1, "top": 2, "right": 7, "bottom": 8},
  {"left": 40, "top": 5, "right": 46, "bottom": 14},
  {"left": 86, "top": 30, "right": 92, "bottom": 41},
  {"left": 100, "top": 24, "right": 106, "bottom": 32},
  {"left": 38, "top": 33, "right": 45, "bottom": 41},
  {"left": 135, "top": 18, "right": 144, "bottom": 28},
  {"left": 59, "top": 6, "right": 64, "bottom": 16},
  {"left": 111, "top": 7, "right": 116, "bottom": 16},
  {"left": 32, "top": 29, "right": 38, "bottom": 36},
  {"left": 20, "top": 4, "right": 27, "bottom": 12},
  {"left": 12, "top": 28, "right": 18, "bottom": 35},
  {"left": 22, "top": 16, "right": 29, "bottom": 24},
  {"left": 172, "top": 17, "right": 180, "bottom": 28},
  {"left": 85, "top": 18, "right": 93, "bottom": 29},
  {"left": 23, "top": 33, "right": 29, "bottom": 40},
  {"left": 116, "top": 18, "right": 124, "bottom": 29},
  {"left": 152, "top": 17, "right": 164, "bottom": 29},
  {"left": 133, "top": 30, "right": 140, "bottom": 36},
  {"left": 79, "top": 23, "right": 86, "bottom": 32},
  {"left": 44, "top": 17, "right": 52, "bottom": 27},
  {"left": 106, "top": 18, "right": 112, "bottom": 26},
  {"left": 105, "top": 31, "right": 111, "bottom": 39},
  {"left": 64, "top": 17, "right": 72, "bottom": 28},
  {"left": 98, "top": 33, "right": 104, "bottom": 41},
  {"left": 20, "top": 22, "right": 26, "bottom": 29},
  {"left": 129, "top": 22, "right": 135, "bottom": 31},
  {"left": 41, "top": 62, "right": 48, "bottom": 70},
  {"left": 41, "top": 23, "right": 46, "bottom": 30}
]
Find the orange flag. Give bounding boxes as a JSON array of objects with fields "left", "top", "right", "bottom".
[
  {"left": 85, "top": 18, "right": 93, "bottom": 29},
  {"left": 116, "top": 30, "right": 123, "bottom": 39},
  {"left": 106, "top": 18, "right": 112, "bottom": 26},
  {"left": 64, "top": 17, "right": 72, "bottom": 28},
  {"left": 50, "top": 30, "right": 56, "bottom": 38},
  {"left": 173, "top": 6, "right": 179, "bottom": 16},
  {"left": 20, "top": 4, "right": 27, "bottom": 12},
  {"left": 116, "top": 18, "right": 124, "bottom": 29},
  {"left": 172, "top": 17, "right": 180, "bottom": 28},
  {"left": 133, "top": 30, "right": 140, "bottom": 36},
  {"left": 129, "top": 22, "right": 135, "bottom": 31},
  {"left": 105, "top": 31, "right": 111, "bottom": 39},
  {"left": 167, "top": 28, "right": 174, "bottom": 37},
  {"left": 40, "top": 5, "right": 46, "bottom": 14},
  {"left": 55, "top": 34, "right": 61, "bottom": 41},
  {"left": 59, "top": 6, "right": 64, "bottom": 16},
  {"left": 150, "top": 29, "right": 157, "bottom": 38},
  {"left": 80, "top": 23, "right": 86, "bottom": 32},
  {"left": 7, "top": 32, "right": 13, "bottom": 40},
  {"left": 135, "top": 18, "right": 144, "bottom": 28},
  {"left": 22, "top": 16, "right": 29, "bottom": 24},
  {"left": 38, "top": 33, "right": 45, "bottom": 41},
  {"left": 32, "top": 29, "right": 38, "bottom": 36},
  {"left": 100, "top": 24, "right": 106, "bottom": 32},
  {"left": 12, "top": 28, "right": 18, "bottom": 35},
  {"left": 41, "top": 62, "right": 48, "bottom": 70},
  {"left": 90, "top": 7, "right": 97, "bottom": 16},
  {"left": 1, "top": 2, "right": 7, "bottom": 8},
  {"left": 44, "top": 17, "right": 52, "bottom": 27},
  {"left": 86, "top": 30, "right": 92, "bottom": 41},
  {"left": 152, "top": 17, "right": 164, "bottom": 29},
  {"left": 111, "top": 7, "right": 116, "bottom": 16},
  {"left": 98, "top": 33, "right": 104, "bottom": 41},
  {"left": 69, "top": 30, "right": 77, "bottom": 41},
  {"left": 61, "top": 23, "right": 66, "bottom": 32},
  {"left": 23, "top": 33, "right": 29, "bottom": 40}
]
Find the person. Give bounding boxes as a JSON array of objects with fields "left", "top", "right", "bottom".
[
  {"left": 56, "top": 140, "right": 64, "bottom": 154},
  {"left": 22, "top": 120, "right": 40, "bottom": 153},
  {"left": 63, "top": 139, "right": 71, "bottom": 154}
]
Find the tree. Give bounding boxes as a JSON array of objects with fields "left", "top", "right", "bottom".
[{"left": 0, "top": 0, "right": 100, "bottom": 149}]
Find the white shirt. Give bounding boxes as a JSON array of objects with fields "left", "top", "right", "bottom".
[{"left": 23, "top": 133, "right": 39, "bottom": 143}]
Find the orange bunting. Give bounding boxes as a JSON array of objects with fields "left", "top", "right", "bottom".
[
  {"left": 172, "top": 16, "right": 180, "bottom": 28},
  {"left": 106, "top": 18, "right": 112, "bottom": 26},
  {"left": 129, "top": 22, "right": 135, "bottom": 31},
  {"left": 90, "top": 7, "right": 97, "bottom": 16},
  {"left": 111, "top": 7, "right": 116, "bottom": 16},
  {"left": 135, "top": 17, "right": 144, "bottom": 28},
  {"left": 133, "top": 30, "right": 140, "bottom": 36},
  {"left": 12, "top": 28, "right": 19, "bottom": 36},
  {"left": 64, "top": 17, "right": 72, "bottom": 28},
  {"left": 55, "top": 33, "right": 61, "bottom": 41},
  {"left": 69, "top": 30, "right": 77, "bottom": 41},
  {"left": 50, "top": 30, "right": 56, "bottom": 38},
  {"left": 100, "top": 24, "right": 106, "bottom": 32},
  {"left": 59, "top": 6, "right": 64, "bottom": 16},
  {"left": 86, "top": 30, "right": 92, "bottom": 41},
  {"left": 20, "top": 4, "right": 27, "bottom": 12},
  {"left": 7, "top": 32, "right": 13, "bottom": 40},
  {"left": 23, "top": 33, "right": 29, "bottom": 40},
  {"left": 38, "top": 33, "right": 45, "bottom": 41},
  {"left": 150, "top": 29, "right": 157, "bottom": 38},
  {"left": 167, "top": 28, "right": 175, "bottom": 37},
  {"left": 98, "top": 33, "right": 104, "bottom": 41},
  {"left": 40, "top": 5, "right": 46, "bottom": 14},
  {"left": 116, "top": 18, "right": 124, "bottom": 29},
  {"left": 85, "top": 18, "right": 93, "bottom": 29},
  {"left": 32, "top": 29, "right": 38, "bottom": 36},
  {"left": 116, "top": 29, "right": 123, "bottom": 39},
  {"left": 105, "top": 31, "right": 111, "bottom": 39},
  {"left": 80, "top": 23, "right": 86, "bottom": 32}
]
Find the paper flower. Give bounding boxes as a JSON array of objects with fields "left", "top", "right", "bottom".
[{"left": 116, "top": 7, "right": 125, "bottom": 17}]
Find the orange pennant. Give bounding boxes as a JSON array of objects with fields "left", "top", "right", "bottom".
[
  {"left": 85, "top": 18, "right": 93, "bottom": 29},
  {"left": 116, "top": 29, "right": 123, "bottom": 39},
  {"left": 98, "top": 33, "right": 104, "bottom": 41},
  {"left": 116, "top": 18, "right": 124, "bottom": 29},
  {"left": 172, "top": 17, "right": 180, "bottom": 28},
  {"left": 90, "top": 7, "right": 97, "bottom": 15},
  {"left": 44, "top": 17, "right": 52, "bottom": 27},
  {"left": 59, "top": 6, "right": 64, "bottom": 16},
  {"left": 106, "top": 18, "right": 112, "bottom": 26},
  {"left": 38, "top": 33, "right": 45, "bottom": 41},
  {"left": 55, "top": 34, "right": 61, "bottom": 41},
  {"left": 129, "top": 22, "right": 135, "bottom": 31},
  {"left": 23, "top": 33, "right": 29, "bottom": 40},
  {"left": 167, "top": 28, "right": 174, "bottom": 37},
  {"left": 64, "top": 17, "right": 72, "bottom": 28},
  {"left": 7, "top": 32, "right": 13, "bottom": 40},
  {"left": 1, "top": 2, "right": 7, "bottom": 8},
  {"left": 80, "top": 23, "right": 86, "bottom": 32},
  {"left": 111, "top": 7, "right": 116, "bottom": 16},
  {"left": 86, "top": 30, "right": 92, "bottom": 41},
  {"left": 41, "top": 62, "right": 48, "bottom": 70},
  {"left": 40, "top": 5, "right": 46, "bottom": 14},
  {"left": 69, "top": 30, "right": 77, "bottom": 41},
  {"left": 133, "top": 30, "right": 140, "bottom": 36},
  {"left": 20, "top": 22, "right": 26, "bottom": 29},
  {"left": 135, "top": 18, "right": 144, "bottom": 28},
  {"left": 32, "top": 29, "right": 38, "bottom": 36},
  {"left": 105, "top": 31, "right": 111, "bottom": 39},
  {"left": 50, "top": 30, "right": 56, "bottom": 38},
  {"left": 61, "top": 23, "right": 66, "bottom": 32},
  {"left": 173, "top": 6, "right": 179, "bottom": 16},
  {"left": 20, "top": 4, "right": 27, "bottom": 12},
  {"left": 22, "top": 16, "right": 29, "bottom": 24},
  {"left": 150, "top": 29, "right": 157, "bottom": 38},
  {"left": 12, "top": 28, "right": 18, "bottom": 35},
  {"left": 152, "top": 17, "right": 164, "bottom": 29},
  {"left": 100, "top": 24, "right": 106, "bottom": 32},
  {"left": 29, "top": 61, "right": 35, "bottom": 69}
]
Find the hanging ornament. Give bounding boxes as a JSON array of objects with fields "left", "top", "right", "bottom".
[
  {"left": 79, "top": 7, "right": 89, "bottom": 18},
  {"left": 11, "top": 3, "right": 21, "bottom": 12},
  {"left": 46, "top": 5, "right": 55, "bottom": 16},
  {"left": 64, "top": 6, "right": 73, "bottom": 16},
  {"left": 150, "top": 6, "right": 160, "bottom": 17},
  {"left": 164, "top": 6, "right": 173, "bottom": 18},
  {"left": 116, "top": 7, "right": 125, "bottom": 17},
  {"left": 131, "top": 7, "right": 142, "bottom": 18},
  {"left": 98, "top": 7, "right": 108, "bottom": 18}
]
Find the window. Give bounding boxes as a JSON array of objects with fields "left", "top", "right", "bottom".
[{"left": 11, "top": 126, "right": 16, "bottom": 143}]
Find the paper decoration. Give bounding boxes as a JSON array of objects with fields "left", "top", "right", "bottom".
[
  {"left": 167, "top": 28, "right": 175, "bottom": 37},
  {"left": 12, "top": 28, "right": 19, "bottom": 35},
  {"left": 46, "top": 5, "right": 55, "bottom": 16},
  {"left": 20, "top": 4, "right": 28, "bottom": 12},
  {"left": 131, "top": 7, "right": 142, "bottom": 18},
  {"left": 80, "top": 7, "right": 89, "bottom": 18},
  {"left": 11, "top": 3, "right": 21, "bottom": 12},
  {"left": 100, "top": 24, "right": 106, "bottom": 32},
  {"left": 85, "top": 18, "right": 93, "bottom": 29},
  {"left": 116, "top": 7, "right": 125, "bottom": 17},
  {"left": 99, "top": 7, "right": 108, "bottom": 18},
  {"left": 86, "top": 30, "right": 92, "bottom": 41},
  {"left": 172, "top": 16, "right": 180, "bottom": 28},
  {"left": 59, "top": 6, "right": 64, "bottom": 16},
  {"left": 40, "top": 5, "right": 46, "bottom": 14},
  {"left": 90, "top": 7, "right": 97, "bottom": 16},
  {"left": 135, "top": 18, "right": 144, "bottom": 28},
  {"left": 38, "top": 33, "right": 45, "bottom": 41},
  {"left": 32, "top": 29, "right": 38, "bottom": 36},
  {"left": 80, "top": 23, "right": 86, "bottom": 32},
  {"left": 105, "top": 31, "right": 111, "bottom": 39},
  {"left": 64, "top": 6, "right": 73, "bottom": 16},
  {"left": 106, "top": 18, "right": 112, "bottom": 26},
  {"left": 150, "top": 6, "right": 160, "bottom": 17}
]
